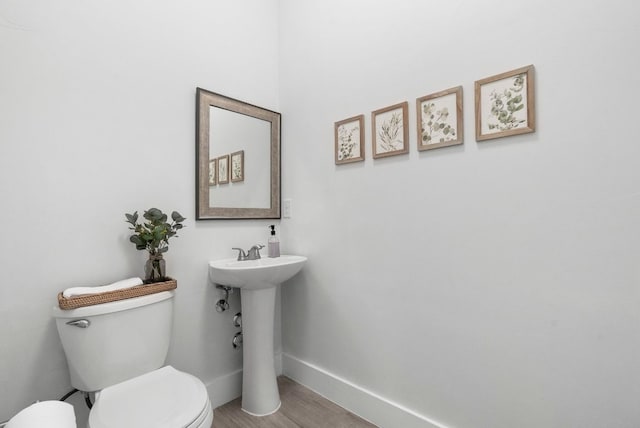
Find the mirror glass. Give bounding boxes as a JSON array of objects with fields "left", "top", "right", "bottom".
[{"left": 196, "top": 88, "right": 281, "bottom": 219}]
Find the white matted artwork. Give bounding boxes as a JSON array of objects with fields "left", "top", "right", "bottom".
[
  {"left": 372, "top": 101, "right": 409, "bottom": 159},
  {"left": 230, "top": 150, "right": 244, "bottom": 182},
  {"left": 217, "top": 154, "right": 229, "bottom": 184},
  {"left": 416, "top": 86, "right": 463, "bottom": 151},
  {"left": 475, "top": 64, "right": 535, "bottom": 141},
  {"left": 208, "top": 159, "right": 217, "bottom": 186},
  {"left": 334, "top": 115, "right": 365, "bottom": 164}
]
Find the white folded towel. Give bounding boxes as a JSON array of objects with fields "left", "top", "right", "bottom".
[
  {"left": 62, "top": 277, "right": 143, "bottom": 298},
  {"left": 7, "top": 401, "right": 76, "bottom": 428}
]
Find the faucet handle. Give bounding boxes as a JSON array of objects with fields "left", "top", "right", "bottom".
[
  {"left": 232, "top": 247, "right": 247, "bottom": 261},
  {"left": 248, "top": 244, "right": 264, "bottom": 260}
]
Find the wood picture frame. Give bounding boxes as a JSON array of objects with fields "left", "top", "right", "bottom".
[
  {"left": 217, "top": 154, "right": 229, "bottom": 184},
  {"left": 208, "top": 159, "right": 217, "bottom": 186},
  {"left": 334, "top": 115, "right": 365, "bottom": 164},
  {"left": 230, "top": 150, "right": 244, "bottom": 182},
  {"left": 209, "top": 159, "right": 218, "bottom": 186},
  {"left": 475, "top": 65, "right": 535, "bottom": 141},
  {"left": 372, "top": 101, "right": 409, "bottom": 159},
  {"left": 416, "top": 86, "right": 463, "bottom": 151}
]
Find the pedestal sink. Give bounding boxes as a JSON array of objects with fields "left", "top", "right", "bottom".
[{"left": 209, "top": 255, "right": 307, "bottom": 416}]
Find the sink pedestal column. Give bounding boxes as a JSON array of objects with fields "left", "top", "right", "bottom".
[{"left": 240, "top": 286, "right": 280, "bottom": 416}]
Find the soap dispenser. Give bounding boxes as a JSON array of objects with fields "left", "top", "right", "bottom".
[{"left": 268, "top": 225, "right": 280, "bottom": 258}]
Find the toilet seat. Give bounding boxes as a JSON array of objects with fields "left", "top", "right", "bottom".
[{"left": 88, "top": 366, "right": 213, "bottom": 428}]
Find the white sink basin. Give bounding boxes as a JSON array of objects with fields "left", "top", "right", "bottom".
[
  {"left": 209, "top": 255, "right": 307, "bottom": 290},
  {"left": 208, "top": 254, "right": 307, "bottom": 416}
]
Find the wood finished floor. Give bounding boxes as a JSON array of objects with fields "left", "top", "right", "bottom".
[{"left": 212, "top": 376, "right": 378, "bottom": 428}]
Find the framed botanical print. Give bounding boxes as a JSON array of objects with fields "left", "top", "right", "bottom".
[
  {"left": 217, "top": 154, "right": 229, "bottom": 184},
  {"left": 475, "top": 65, "right": 535, "bottom": 141},
  {"left": 335, "top": 115, "right": 365, "bottom": 164},
  {"left": 372, "top": 102, "right": 409, "bottom": 159},
  {"left": 416, "top": 86, "right": 463, "bottom": 151},
  {"left": 230, "top": 150, "right": 244, "bottom": 182},
  {"left": 208, "top": 159, "right": 217, "bottom": 186}
]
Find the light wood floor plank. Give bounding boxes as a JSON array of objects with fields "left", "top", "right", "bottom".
[{"left": 212, "top": 376, "right": 377, "bottom": 428}]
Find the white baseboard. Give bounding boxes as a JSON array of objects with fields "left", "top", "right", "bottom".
[
  {"left": 281, "top": 353, "right": 449, "bottom": 428},
  {"left": 205, "top": 368, "right": 243, "bottom": 408},
  {"left": 205, "top": 352, "right": 283, "bottom": 409}
]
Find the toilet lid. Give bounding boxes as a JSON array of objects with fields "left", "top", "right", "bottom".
[{"left": 89, "top": 366, "right": 209, "bottom": 428}]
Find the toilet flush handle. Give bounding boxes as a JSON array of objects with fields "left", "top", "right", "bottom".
[{"left": 66, "top": 319, "right": 90, "bottom": 328}]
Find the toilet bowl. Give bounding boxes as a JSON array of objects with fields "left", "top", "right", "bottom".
[
  {"left": 6, "top": 367, "right": 212, "bottom": 428},
  {"left": 50, "top": 290, "right": 213, "bottom": 428},
  {"left": 7, "top": 401, "right": 76, "bottom": 428},
  {"left": 89, "top": 366, "right": 212, "bottom": 428}
]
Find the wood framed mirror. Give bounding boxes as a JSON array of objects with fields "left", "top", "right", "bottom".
[{"left": 196, "top": 88, "right": 281, "bottom": 220}]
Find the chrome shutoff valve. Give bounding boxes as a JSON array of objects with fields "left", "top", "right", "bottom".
[
  {"left": 232, "top": 332, "right": 243, "bottom": 348},
  {"left": 215, "top": 285, "right": 232, "bottom": 312}
]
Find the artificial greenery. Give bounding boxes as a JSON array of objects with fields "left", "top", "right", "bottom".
[{"left": 125, "top": 208, "right": 186, "bottom": 255}]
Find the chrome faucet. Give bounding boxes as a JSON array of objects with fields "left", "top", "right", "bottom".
[
  {"left": 232, "top": 245, "right": 264, "bottom": 261},
  {"left": 232, "top": 248, "right": 248, "bottom": 261},
  {"left": 247, "top": 244, "right": 264, "bottom": 260}
]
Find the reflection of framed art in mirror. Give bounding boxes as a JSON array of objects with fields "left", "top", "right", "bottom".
[
  {"left": 208, "top": 159, "right": 217, "bottom": 186},
  {"left": 217, "top": 155, "right": 229, "bottom": 184},
  {"left": 231, "top": 150, "right": 244, "bottom": 182}
]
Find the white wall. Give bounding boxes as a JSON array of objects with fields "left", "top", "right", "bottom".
[
  {"left": 2, "top": 1, "right": 640, "bottom": 427},
  {"left": 279, "top": 1, "right": 640, "bottom": 428},
  {"left": 0, "top": 0, "right": 279, "bottom": 421}
]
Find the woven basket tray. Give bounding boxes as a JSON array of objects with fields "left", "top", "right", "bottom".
[{"left": 57, "top": 278, "right": 177, "bottom": 310}]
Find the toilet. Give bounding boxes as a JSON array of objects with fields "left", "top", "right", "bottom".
[
  {"left": 49, "top": 290, "right": 213, "bottom": 428},
  {"left": 7, "top": 401, "right": 76, "bottom": 428}
]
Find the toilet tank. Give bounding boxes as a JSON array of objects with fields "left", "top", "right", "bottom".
[{"left": 52, "top": 290, "right": 174, "bottom": 392}]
